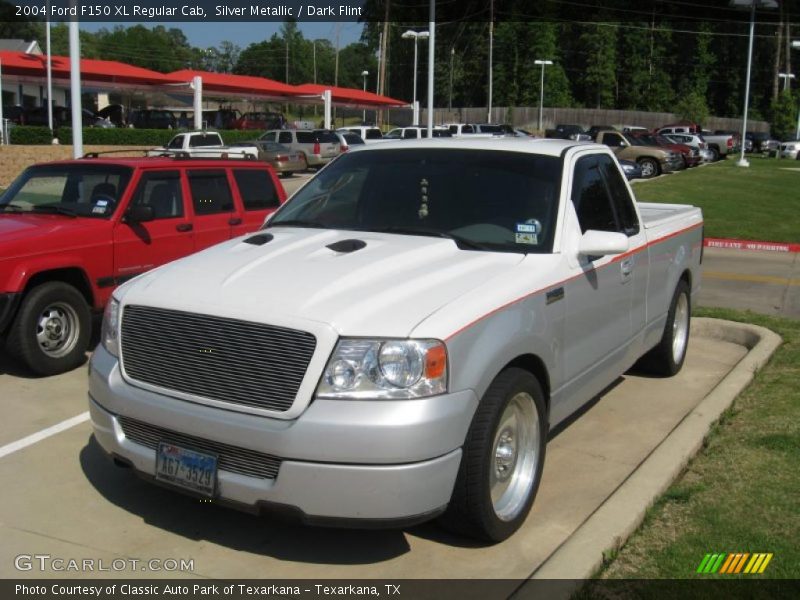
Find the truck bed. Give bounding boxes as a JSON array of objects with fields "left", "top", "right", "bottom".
[{"left": 638, "top": 202, "right": 703, "bottom": 238}]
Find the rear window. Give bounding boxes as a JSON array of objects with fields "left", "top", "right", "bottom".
[
  {"left": 343, "top": 133, "right": 365, "bottom": 145},
  {"left": 233, "top": 169, "right": 280, "bottom": 211},
  {"left": 313, "top": 130, "right": 340, "bottom": 143},
  {"left": 189, "top": 134, "right": 222, "bottom": 147}
]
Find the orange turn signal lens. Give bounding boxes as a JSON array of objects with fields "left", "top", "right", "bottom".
[{"left": 424, "top": 344, "right": 447, "bottom": 379}]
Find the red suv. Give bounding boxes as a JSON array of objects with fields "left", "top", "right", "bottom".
[{"left": 0, "top": 156, "right": 286, "bottom": 375}]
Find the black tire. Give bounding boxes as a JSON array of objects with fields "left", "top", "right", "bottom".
[
  {"left": 708, "top": 146, "right": 720, "bottom": 162},
  {"left": 637, "top": 280, "right": 691, "bottom": 377},
  {"left": 638, "top": 157, "right": 660, "bottom": 179},
  {"left": 6, "top": 282, "right": 92, "bottom": 376},
  {"left": 439, "top": 368, "right": 547, "bottom": 543}
]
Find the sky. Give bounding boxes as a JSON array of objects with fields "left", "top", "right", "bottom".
[{"left": 80, "top": 21, "right": 364, "bottom": 50}]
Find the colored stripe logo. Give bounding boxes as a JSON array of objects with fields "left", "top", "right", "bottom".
[{"left": 696, "top": 553, "right": 773, "bottom": 574}]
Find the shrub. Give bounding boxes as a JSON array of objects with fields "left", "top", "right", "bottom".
[{"left": 9, "top": 126, "right": 54, "bottom": 145}]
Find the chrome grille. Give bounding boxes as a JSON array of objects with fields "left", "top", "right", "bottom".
[
  {"left": 120, "top": 305, "right": 317, "bottom": 412},
  {"left": 119, "top": 415, "right": 281, "bottom": 480}
]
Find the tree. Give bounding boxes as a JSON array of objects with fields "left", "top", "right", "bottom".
[
  {"left": 770, "top": 91, "right": 797, "bottom": 140},
  {"left": 579, "top": 23, "right": 618, "bottom": 108},
  {"left": 675, "top": 90, "right": 710, "bottom": 125}
]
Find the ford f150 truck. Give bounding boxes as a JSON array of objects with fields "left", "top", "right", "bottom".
[
  {"left": 89, "top": 138, "right": 703, "bottom": 542},
  {"left": 148, "top": 131, "right": 259, "bottom": 160},
  {"left": 0, "top": 156, "right": 286, "bottom": 376}
]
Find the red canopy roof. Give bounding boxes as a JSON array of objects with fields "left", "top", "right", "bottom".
[
  {"left": 0, "top": 51, "right": 181, "bottom": 87},
  {"left": 168, "top": 69, "right": 297, "bottom": 99},
  {"left": 291, "top": 83, "right": 407, "bottom": 108}
]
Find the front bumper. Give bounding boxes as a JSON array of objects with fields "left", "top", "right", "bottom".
[{"left": 88, "top": 345, "right": 476, "bottom": 523}]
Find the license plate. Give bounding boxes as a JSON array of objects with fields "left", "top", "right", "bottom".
[{"left": 156, "top": 442, "right": 217, "bottom": 497}]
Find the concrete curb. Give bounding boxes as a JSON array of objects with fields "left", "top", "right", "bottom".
[{"left": 524, "top": 318, "right": 782, "bottom": 591}]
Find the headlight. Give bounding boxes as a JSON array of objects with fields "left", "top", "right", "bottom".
[
  {"left": 101, "top": 297, "right": 120, "bottom": 357},
  {"left": 317, "top": 339, "right": 447, "bottom": 399}
]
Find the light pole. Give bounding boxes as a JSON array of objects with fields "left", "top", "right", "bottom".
[
  {"left": 778, "top": 72, "right": 795, "bottom": 91},
  {"left": 401, "top": 29, "right": 429, "bottom": 125},
  {"left": 730, "top": 0, "right": 778, "bottom": 167},
  {"left": 792, "top": 41, "right": 800, "bottom": 140},
  {"left": 427, "top": 1, "right": 435, "bottom": 138},
  {"left": 534, "top": 60, "right": 553, "bottom": 132},
  {"left": 361, "top": 70, "right": 369, "bottom": 124}
]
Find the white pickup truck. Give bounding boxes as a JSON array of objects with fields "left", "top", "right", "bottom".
[
  {"left": 148, "top": 131, "right": 259, "bottom": 160},
  {"left": 89, "top": 138, "right": 703, "bottom": 542}
]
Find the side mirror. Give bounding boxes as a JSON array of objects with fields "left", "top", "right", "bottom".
[
  {"left": 125, "top": 205, "right": 154, "bottom": 224},
  {"left": 578, "top": 230, "right": 629, "bottom": 258}
]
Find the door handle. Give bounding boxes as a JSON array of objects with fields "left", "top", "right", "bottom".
[
  {"left": 620, "top": 258, "right": 634, "bottom": 282},
  {"left": 176, "top": 223, "right": 193, "bottom": 232},
  {"left": 229, "top": 217, "right": 243, "bottom": 226}
]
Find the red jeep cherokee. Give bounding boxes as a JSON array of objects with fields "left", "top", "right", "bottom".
[{"left": 0, "top": 155, "right": 287, "bottom": 375}]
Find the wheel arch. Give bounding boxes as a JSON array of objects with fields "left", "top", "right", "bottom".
[
  {"left": 501, "top": 354, "right": 551, "bottom": 419},
  {"left": 23, "top": 268, "right": 94, "bottom": 309}
]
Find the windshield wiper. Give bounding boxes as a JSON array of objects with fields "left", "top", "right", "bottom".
[
  {"left": 368, "top": 226, "right": 492, "bottom": 251},
  {"left": 265, "top": 218, "right": 327, "bottom": 229},
  {"left": 30, "top": 205, "right": 77, "bottom": 217},
  {"left": 0, "top": 202, "right": 26, "bottom": 212}
]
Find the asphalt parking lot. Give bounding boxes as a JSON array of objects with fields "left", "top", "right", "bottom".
[{"left": 0, "top": 327, "right": 746, "bottom": 580}]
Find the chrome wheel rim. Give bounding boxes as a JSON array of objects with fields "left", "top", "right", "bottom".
[
  {"left": 36, "top": 302, "right": 80, "bottom": 358},
  {"left": 640, "top": 161, "right": 655, "bottom": 177},
  {"left": 672, "top": 293, "right": 689, "bottom": 364},
  {"left": 490, "top": 392, "right": 540, "bottom": 522}
]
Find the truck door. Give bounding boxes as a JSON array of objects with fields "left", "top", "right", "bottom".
[
  {"left": 559, "top": 154, "right": 640, "bottom": 415},
  {"left": 113, "top": 170, "right": 194, "bottom": 283},
  {"left": 186, "top": 169, "right": 236, "bottom": 251}
]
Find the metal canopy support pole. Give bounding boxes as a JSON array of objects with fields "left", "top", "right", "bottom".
[
  {"left": 192, "top": 76, "right": 203, "bottom": 130},
  {"left": 488, "top": 0, "right": 493, "bottom": 123},
  {"left": 46, "top": 4, "right": 53, "bottom": 133},
  {"left": 323, "top": 90, "right": 332, "bottom": 130},
  {"left": 68, "top": 11, "right": 83, "bottom": 158},
  {"left": 737, "top": 0, "right": 756, "bottom": 168},
  {"left": 426, "top": 1, "right": 435, "bottom": 137}
]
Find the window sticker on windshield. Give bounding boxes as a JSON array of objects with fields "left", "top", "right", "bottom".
[
  {"left": 515, "top": 219, "right": 541, "bottom": 245},
  {"left": 92, "top": 200, "right": 109, "bottom": 214}
]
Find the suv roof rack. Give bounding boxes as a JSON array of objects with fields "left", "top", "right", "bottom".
[
  {"left": 154, "top": 150, "right": 258, "bottom": 160},
  {"left": 81, "top": 149, "right": 151, "bottom": 159}
]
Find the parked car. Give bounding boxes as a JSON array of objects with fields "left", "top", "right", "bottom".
[
  {"left": 618, "top": 159, "right": 643, "bottom": 180},
  {"left": 149, "top": 131, "right": 259, "bottom": 160},
  {"left": 2, "top": 105, "right": 27, "bottom": 125},
  {"left": 629, "top": 132, "right": 701, "bottom": 169},
  {"left": 248, "top": 140, "right": 307, "bottom": 176},
  {"left": 259, "top": 129, "right": 341, "bottom": 167},
  {"left": 658, "top": 124, "right": 735, "bottom": 161},
  {"left": 233, "top": 112, "right": 286, "bottom": 130},
  {"left": 444, "top": 123, "right": 478, "bottom": 136},
  {"left": 96, "top": 104, "right": 127, "bottom": 128},
  {"left": 88, "top": 138, "right": 702, "bottom": 543},
  {"left": 0, "top": 156, "right": 286, "bottom": 375},
  {"left": 129, "top": 109, "right": 177, "bottom": 130},
  {"left": 334, "top": 130, "right": 365, "bottom": 152},
  {"left": 545, "top": 124, "right": 591, "bottom": 141},
  {"left": 595, "top": 130, "right": 683, "bottom": 178},
  {"left": 745, "top": 131, "right": 781, "bottom": 155},
  {"left": 780, "top": 140, "right": 800, "bottom": 160},
  {"left": 337, "top": 126, "right": 384, "bottom": 143},
  {"left": 384, "top": 126, "right": 453, "bottom": 139},
  {"left": 24, "top": 106, "right": 113, "bottom": 129},
  {"left": 585, "top": 125, "right": 616, "bottom": 139}
]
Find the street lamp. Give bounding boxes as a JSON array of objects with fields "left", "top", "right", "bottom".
[
  {"left": 534, "top": 60, "right": 553, "bottom": 132},
  {"left": 361, "top": 70, "right": 369, "bottom": 124},
  {"left": 401, "top": 29, "right": 430, "bottom": 125},
  {"left": 778, "top": 72, "right": 795, "bottom": 91},
  {"left": 730, "top": 0, "right": 779, "bottom": 167}
]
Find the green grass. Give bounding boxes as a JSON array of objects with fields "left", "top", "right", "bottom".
[
  {"left": 593, "top": 307, "right": 799, "bottom": 580},
  {"left": 633, "top": 156, "right": 800, "bottom": 243}
]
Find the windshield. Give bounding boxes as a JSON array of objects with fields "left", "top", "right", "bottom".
[
  {"left": 0, "top": 164, "right": 133, "bottom": 219},
  {"left": 266, "top": 149, "right": 562, "bottom": 254}
]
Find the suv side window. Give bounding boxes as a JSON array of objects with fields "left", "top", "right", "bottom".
[
  {"left": 188, "top": 170, "right": 234, "bottom": 215},
  {"left": 403, "top": 129, "right": 418, "bottom": 139},
  {"left": 603, "top": 132, "right": 625, "bottom": 147},
  {"left": 598, "top": 155, "right": 640, "bottom": 236},
  {"left": 278, "top": 131, "right": 293, "bottom": 144},
  {"left": 129, "top": 171, "right": 184, "bottom": 219},
  {"left": 167, "top": 135, "right": 184, "bottom": 150},
  {"left": 233, "top": 169, "right": 279, "bottom": 211},
  {"left": 571, "top": 156, "right": 617, "bottom": 233}
]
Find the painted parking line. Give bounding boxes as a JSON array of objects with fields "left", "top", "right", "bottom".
[
  {"left": 703, "top": 271, "right": 800, "bottom": 287},
  {"left": 0, "top": 412, "right": 89, "bottom": 460}
]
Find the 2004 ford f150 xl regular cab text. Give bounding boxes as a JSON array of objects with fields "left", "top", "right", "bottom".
[{"left": 89, "top": 139, "right": 703, "bottom": 542}]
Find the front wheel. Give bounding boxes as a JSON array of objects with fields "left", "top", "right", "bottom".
[
  {"left": 637, "top": 280, "right": 691, "bottom": 376},
  {"left": 638, "top": 158, "right": 660, "bottom": 179},
  {"left": 6, "top": 282, "right": 92, "bottom": 376},
  {"left": 439, "top": 368, "right": 547, "bottom": 543}
]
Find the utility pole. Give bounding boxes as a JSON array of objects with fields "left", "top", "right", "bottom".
[
  {"left": 378, "top": 3, "right": 390, "bottom": 127},
  {"left": 427, "top": 0, "right": 434, "bottom": 137},
  {"left": 285, "top": 37, "right": 289, "bottom": 83},
  {"left": 334, "top": 23, "right": 340, "bottom": 126},
  {"left": 448, "top": 46, "right": 454, "bottom": 111}
]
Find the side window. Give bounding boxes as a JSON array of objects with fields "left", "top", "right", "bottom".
[
  {"left": 167, "top": 135, "right": 184, "bottom": 150},
  {"left": 462, "top": 125, "right": 475, "bottom": 134},
  {"left": 129, "top": 171, "right": 184, "bottom": 219},
  {"left": 188, "top": 170, "right": 234, "bottom": 215},
  {"left": 403, "top": 129, "right": 418, "bottom": 139},
  {"left": 262, "top": 132, "right": 277, "bottom": 142},
  {"left": 233, "top": 169, "right": 280, "bottom": 211},
  {"left": 279, "top": 131, "right": 293, "bottom": 144},
  {"left": 571, "top": 156, "right": 617, "bottom": 234},
  {"left": 599, "top": 155, "right": 640, "bottom": 236},
  {"left": 603, "top": 133, "right": 625, "bottom": 147}
]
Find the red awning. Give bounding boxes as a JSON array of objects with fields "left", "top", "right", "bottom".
[
  {"left": 0, "top": 51, "right": 182, "bottom": 87},
  {"left": 168, "top": 69, "right": 298, "bottom": 99},
  {"left": 291, "top": 83, "right": 407, "bottom": 108}
]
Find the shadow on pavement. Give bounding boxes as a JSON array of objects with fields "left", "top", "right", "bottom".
[{"left": 79, "top": 435, "right": 417, "bottom": 565}]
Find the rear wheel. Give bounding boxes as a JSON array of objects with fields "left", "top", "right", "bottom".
[
  {"left": 439, "top": 368, "right": 547, "bottom": 543},
  {"left": 637, "top": 280, "right": 691, "bottom": 376},
  {"left": 6, "top": 282, "right": 92, "bottom": 376},
  {"left": 708, "top": 146, "right": 720, "bottom": 162},
  {"left": 638, "top": 158, "right": 660, "bottom": 179}
]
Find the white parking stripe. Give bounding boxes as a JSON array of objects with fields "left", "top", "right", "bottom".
[{"left": 0, "top": 412, "right": 89, "bottom": 459}]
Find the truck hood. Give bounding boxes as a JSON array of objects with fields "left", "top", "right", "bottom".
[
  {"left": 0, "top": 213, "right": 109, "bottom": 252},
  {"left": 125, "top": 228, "right": 525, "bottom": 337}
]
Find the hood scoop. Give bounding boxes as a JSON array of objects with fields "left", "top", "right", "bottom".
[
  {"left": 243, "top": 233, "right": 274, "bottom": 246},
  {"left": 326, "top": 239, "right": 367, "bottom": 253}
]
